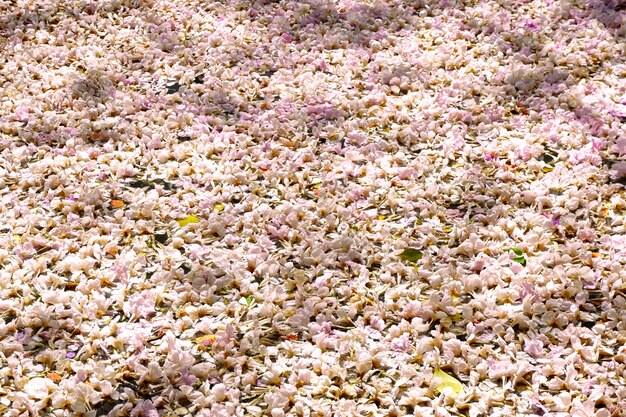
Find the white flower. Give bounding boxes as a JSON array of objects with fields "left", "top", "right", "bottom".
[
  {"left": 55, "top": 254, "right": 96, "bottom": 273},
  {"left": 23, "top": 377, "right": 54, "bottom": 399},
  {"left": 355, "top": 351, "right": 373, "bottom": 374}
]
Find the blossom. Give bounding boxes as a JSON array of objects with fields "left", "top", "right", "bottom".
[
  {"left": 130, "top": 400, "right": 159, "bottom": 417},
  {"left": 524, "top": 338, "right": 545, "bottom": 359},
  {"left": 23, "top": 377, "right": 55, "bottom": 399},
  {"left": 610, "top": 162, "right": 626, "bottom": 181},
  {"left": 123, "top": 290, "right": 157, "bottom": 320}
]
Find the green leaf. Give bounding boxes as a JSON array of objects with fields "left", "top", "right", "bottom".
[
  {"left": 434, "top": 368, "right": 465, "bottom": 396},
  {"left": 239, "top": 296, "right": 254, "bottom": 308},
  {"left": 177, "top": 215, "right": 200, "bottom": 227},
  {"left": 398, "top": 248, "right": 423, "bottom": 262},
  {"left": 510, "top": 248, "right": 526, "bottom": 266}
]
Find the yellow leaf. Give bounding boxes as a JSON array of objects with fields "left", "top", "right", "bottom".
[
  {"left": 177, "top": 215, "right": 200, "bottom": 227},
  {"left": 214, "top": 204, "right": 224, "bottom": 212},
  {"left": 450, "top": 313, "right": 464, "bottom": 323},
  {"left": 434, "top": 368, "right": 465, "bottom": 396},
  {"left": 378, "top": 215, "right": 386, "bottom": 220}
]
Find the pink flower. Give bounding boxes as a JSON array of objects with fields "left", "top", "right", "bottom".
[
  {"left": 610, "top": 162, "right": 626, "bottom": 181},
  {"left": 592, "top": 139, "right": 605, "bottom": 152},
  {"left": 123, "top": 290, "right": 157, "bottom": 320},
  {"left": 13, "top": 106, "right": 30, "bottom": 122},
  {"left": 178, "top": 367, "right": 198, "bottom": 386},
  {"left": 519, "top": 282, "right": 541, "bottom": 303},
  {"left": 130, "top": 400, "right": 159, "bottom": 417},
  {"left": 613, "top": 137, "right": 626, "bottom": 156},
  {"left": 576, "top": 228, "right": 596, "bottom": 242},
  {"left": 524, "top": 21, "right": 538, "bottom": 30},
  {"left": 391, "top": 335, "right": 412, "bottom": 353},
  {"left": 524, "top": 339, "right": 544, "bottom": 359},
  {"left": 369, "top": 315, "right": 385, "bottom": 331}
]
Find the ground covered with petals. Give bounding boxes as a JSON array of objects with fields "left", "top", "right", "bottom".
[{"left": 1, "top": 0, "right": 625, "bottom": 416}]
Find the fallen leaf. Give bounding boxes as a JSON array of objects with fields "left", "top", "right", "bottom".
[
  {"left": 111, "top": 199, "right": 125, "bottom": 209},
  {"left": 178, "top": 215, "right": 200, "bottom": 227},
  {"left": 513, "top": 256, "right": 526, "bottom": 266},
  {"left": 542, "top": 153, "right": 556, "bottom": 164},
  {"left": 46, "top": 372, "right": 62, "bottom": 383},
  {"left": 510, "top": 248, "right": 527, "bottom": 266},
  {"left": 154, "top": 232, "right": 168, "bottom": 244},
  {"left": 239, "top": 296, "right": 254, "bottom": 307},
  {"left": 450, "top": 313, "right": 464, "bottom": 323},
  {"left": 399, "top": 248, "right": 423, "bottom": 262},
  {"left": 434, "top": 368, "right": 465, "bottom": 396},
  {"left": 167, "top": 82, "right": 181, "bottom": 94},
  {"left": 214, "top": 204, "right": 225, "bottom": 212}
]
